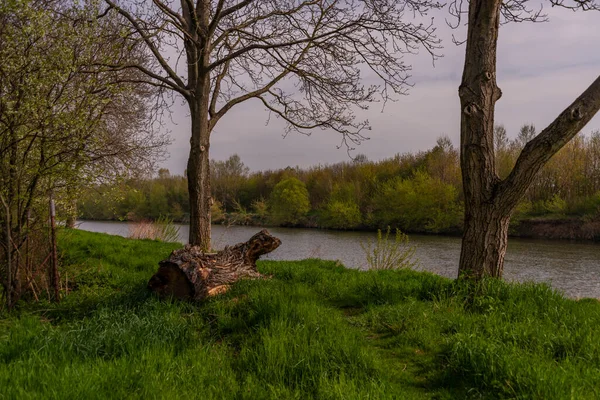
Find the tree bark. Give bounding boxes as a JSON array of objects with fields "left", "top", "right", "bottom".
[
  {"left": 459, "top": 203, "right": 510, "bottom": 279},
  {"left": 183, "top": 1, "right": 213, "bottom": 251},
  {"left": 66, "top": 199, "right": 77, "bottom": 229},
  {"left": 0, "top": 194, "right": 12, "bottom": 309},
  {"left": 458, "top": 0, "right": 600, "bottom": 279},
  {"left": 49, "top": 193, "right": 60, "bottom": 302},
  {"left": 147, "top": 229, "right": 281, "bottom": 301},
  {"left": 458, "top": 0, "right": 505, "bottom": 278},
  {"left": 187, "top": 95, "right": 212, "bottom": 250}
]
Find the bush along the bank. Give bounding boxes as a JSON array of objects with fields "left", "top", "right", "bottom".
[
  {"left": 2, "top": 230, "right": 600, "bottom": 399},
  {"left": 79, "top": 128, "right": 600, "bottom": 237}
]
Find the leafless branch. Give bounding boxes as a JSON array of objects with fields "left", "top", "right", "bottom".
[{"left": 499, "top": 75, "right": 600, "bottom": 207}]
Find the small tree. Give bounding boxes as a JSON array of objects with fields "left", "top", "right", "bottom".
[
  {"left": 211, "top": 154, "right": 250, "bottom": 211},
  {"left": 269, "top": 177, "right": 310, "bottom": 226},
  {"left": 0, "top": 0, "right": 166, "bottom": 308}
]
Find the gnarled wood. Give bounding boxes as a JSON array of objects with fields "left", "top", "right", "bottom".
[{"left": 147, "top": 229, "right": 281, "bottom": 300}]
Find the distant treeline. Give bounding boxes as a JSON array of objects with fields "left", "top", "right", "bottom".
[{"left": 79, "top": 125, "right": 600, "bottom": 235}]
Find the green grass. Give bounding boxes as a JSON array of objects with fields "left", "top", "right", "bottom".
[{"left": 1, "top": 229, "right": 600, "bottom": 399}]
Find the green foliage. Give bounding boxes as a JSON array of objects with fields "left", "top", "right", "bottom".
[
  {"left": 227, "top": 200, "right": 254, "bottom": 226},
  {"left": 360, "top": 227, "right": 417, "bottom": 270},
  {"left": 373, "top": 170, "right": 462, "bottom": 233},
  {"left": 210, "top": 200, "right": 225, "bottom": 224},
  {"left": 320, "top": 200, "right": 362, "bottom": 229},
  {"left": 0, "top": 0, "right": 166, "bottom": 307},
  {"left": 509, "top": 200, "right": 533, "bottom": 230},
  {"left": 566, "top": 191, "right": 600, "bottom": 217},
  {"left": 211, "top": 154, "right": 250, "bottom": 211},
  {"left": 79, "top": 129, "right": 600, "bottom": 235},
  {"left": 269, "top": 177, "right": 311, "bottom": 225},
  {"left": 3, "top": 231, "right": 600, "bottom": 398},
  {"left": 251, "top": 198, "right": 269, "bottom": 222},
  {"left": 545, "top": 194, "right": 568, "bottom": 215}
]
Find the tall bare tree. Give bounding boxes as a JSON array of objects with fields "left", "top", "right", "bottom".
[
  {"left": 100, "top": 0, "right": 443, "bottom": 250},
  {"left": 454, "top": 0, "right": 600, "bottom": 279}
]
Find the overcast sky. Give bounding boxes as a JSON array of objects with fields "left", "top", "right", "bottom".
[{"left": 159, "top": 5, "right": 600, "bottom": 175}]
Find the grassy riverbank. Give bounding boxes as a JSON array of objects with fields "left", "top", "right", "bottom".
[{"left": 2, "top": 230, "right": 600, "bottom": 399}]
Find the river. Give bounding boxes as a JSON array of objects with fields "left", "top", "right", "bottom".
[{"left": 77, "top": 221, "right": 600, "bottom": 299}]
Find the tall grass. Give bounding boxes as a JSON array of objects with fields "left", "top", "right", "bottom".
[
  {"left": 1, "top": 230, "right": 599, "bottom": 399},
  {"left": 128, "top": 216, "right": 180, "bottom": 242},
  {"left": 360, "top": 226, "right": 417, "bottom": 270}
]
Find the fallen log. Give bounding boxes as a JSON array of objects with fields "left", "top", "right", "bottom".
[{"left": 147, "top": 229, "right": 281, "bottom": 300}]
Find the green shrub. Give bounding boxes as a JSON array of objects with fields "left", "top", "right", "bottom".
[
  {"left": 545, "top": 194, "right": 568, "bottom": 215},
  {"left": 211, "top": 199, "right": 226, "bottom": 223},
  {"left": 269, "top": 177, "right": 310, "bottom": 225},
  {"left": 319, "top": 199, "right": 362, "bottom": 229},
  {"left": 372, "top": 170, "right": 461, "bottom": 233}
]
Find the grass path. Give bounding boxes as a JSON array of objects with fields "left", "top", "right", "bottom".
[{"left": 1, "top": 229, "right": 600, "bottom": 399}]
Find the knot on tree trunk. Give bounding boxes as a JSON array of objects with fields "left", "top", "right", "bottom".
[
  {"left": 463, "top": 103, "right": 478, "bottom": 116},
  {"left": 147, "top": 229, "right": 281, "bottom": 301},
  {"left": 570, "top": 107, "right": 583, "bottom": 121}
]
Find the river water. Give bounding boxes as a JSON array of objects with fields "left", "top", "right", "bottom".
[{"left": 77, "top": 221, "right": 600, "bottom": 299}]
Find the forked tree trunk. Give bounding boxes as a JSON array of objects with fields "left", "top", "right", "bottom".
[
  {"left": 458, "top": 0, "right": 600, "bottom": 279},
  {"left": 458, "top": 0, "right": 506, "bottom": 278},
  {"left": 147, "top": 229, "right": 281, "bottom": 301}
]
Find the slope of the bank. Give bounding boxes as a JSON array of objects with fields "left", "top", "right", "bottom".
[
  {"left": 1, "top": 230, "right": 599, "bottom": 399},
  {"left": 511, "top": 216, "right": 600, "bottom": 241}
]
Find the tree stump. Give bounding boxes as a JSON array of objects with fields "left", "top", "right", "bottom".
[{"left": 147, "top": 229, "right": 281, "bottom": 300}]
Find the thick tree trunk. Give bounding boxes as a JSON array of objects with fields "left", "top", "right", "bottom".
[
  {"left": 147, "top": 229, "right": 281, "bottom": 301},
  {"left": 184, "top": 1, "right": 212, "bottom": 250},
  {"left": 459, "top": 203, "right": 510, "bottom": 279},
  {"left": 458, "top": 0, "right": 505, "bottom": 278},
  {"left": 187, "top": 95, "right": 212, "bottom": 250},
  {"left": 457, "top": 1, "right": 600, "bottom": 279}
]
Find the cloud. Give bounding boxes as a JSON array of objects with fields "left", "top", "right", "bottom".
[{"left": 160, "top": 7, "right": 599, "bottom": 175}]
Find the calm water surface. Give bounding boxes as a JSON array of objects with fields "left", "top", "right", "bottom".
[{"left": 77, "top": 221, "right": 600, "bottom": 299}]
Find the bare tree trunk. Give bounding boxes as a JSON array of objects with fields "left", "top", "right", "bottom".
[
  {"left": 184, "top": 1, "right": 212, "bottom": 251},
  {"left": 66, "top": 199, "right": 77, "bottom": 229},
  {"left": 458, "top": 0, "right": 506, "bottom": 278},
  {"left": 459, "top": 204, "right": 511, "bottom": 279},
  {"left": 148, "top": 229, "right": 281, "bottom": 301},
  {"left": 186, "top": 88, "right": 212, "bottom": 251}
]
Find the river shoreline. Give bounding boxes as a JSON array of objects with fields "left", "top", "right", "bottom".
[
  {"left": 77, "top": 220, "right": 600, "bottom": 299},
  {"left": 510, "top": 217, "right": 600, "bottom": 241},
  {"left": 79, "top": 215, "right": 600, "bottom": 243}
]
